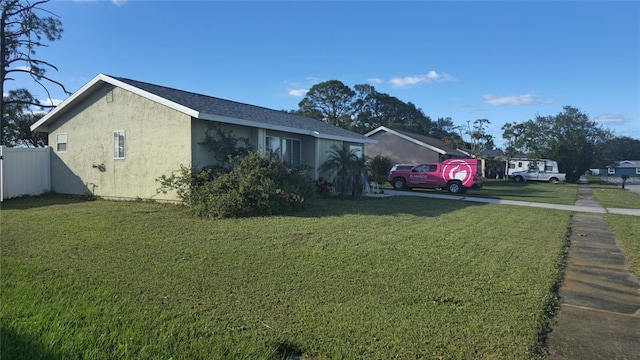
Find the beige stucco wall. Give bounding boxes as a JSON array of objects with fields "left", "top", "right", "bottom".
[
  {"left": 191, "top": 120, "right": 256, "bottom": 168},
  {"left": 312, "top": 140, "right": 366, "bottom": 183},
  {"left": 47, "top": 84, "right": 191, "bottom": 201},
  {"left": 190, "top": 123, "right": 320, "bottom": 173},
  {"left": 364, "top": 131, "right": 440, "bottom": 165}
]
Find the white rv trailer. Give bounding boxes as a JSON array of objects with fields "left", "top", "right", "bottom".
[{"left": 506, "top": 158, "right": 558, "bottom": 177}]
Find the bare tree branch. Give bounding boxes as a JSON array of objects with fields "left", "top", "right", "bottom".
[{"left": 2, "top": 0, "right": 67, "bottom": 146}]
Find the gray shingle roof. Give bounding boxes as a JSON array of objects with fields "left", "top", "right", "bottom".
[
  {"left": 392, "top": 128, "right": 469, "bottom": 157},
  {"left": 112, "top": 76, "right": 367, "bottom": 142}
]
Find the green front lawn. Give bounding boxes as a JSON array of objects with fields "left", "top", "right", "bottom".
[
  {"left": 2, "top": 195, "right": 570, "bottom": 359},
  {"left": 392, "top": 179, "right": 580, "bottom": 205},
  {"left": 606, "top": 214, "right": 640, "bottom": 277},
  {"left": 586, "top": 176, "right": 640, "bottom": 209}
]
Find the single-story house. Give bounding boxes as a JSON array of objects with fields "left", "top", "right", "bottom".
[
  {"left": 606, "top": 160, "right": 640, "bottom": 177},
  {"left": 31, "top": 74, "right": 374, "bottom": 201},
  {"left": 364, "top": 126, "right": 470, "bottom": 165}
]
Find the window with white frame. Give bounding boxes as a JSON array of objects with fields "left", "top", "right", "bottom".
[
  {"left": 56, "top": 133, "right": 67, "bottom": 152},
  {"left": 266, "top": 136, "right": 300, "bottom": 165},
  {"left": 608, "top": 167, "right": 615, "bottom": 175},
  {"left": 636, "top": 167, "right": 640, "bottom": 175},
  {"left": 113, "top": 130, "right": 125, "bottom": 159}
]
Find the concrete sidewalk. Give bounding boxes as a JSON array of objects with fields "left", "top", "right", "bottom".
[{"left": 546, "top": 183, "right": 640, "bottom": 359}]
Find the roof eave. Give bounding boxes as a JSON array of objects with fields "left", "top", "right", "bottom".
[
  {"left": 31, "top": 74, "right": 200, "bottom": 133},
  {"left": 199, "top": 113, "right": 373, "bottom": 144}
]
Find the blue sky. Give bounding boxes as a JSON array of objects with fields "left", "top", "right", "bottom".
[{"left": 9, "top": 0, "right": 640, "bottom": 148}]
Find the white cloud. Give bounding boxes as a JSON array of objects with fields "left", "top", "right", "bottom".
[
  {"left": 73, "top": 0, "right": 127, "bottom": 5},
  {"left": 37, "top": 98, "right": 64, "bottom": 107},
  {"left": 367, "top": 78, "right": 383, "bottom": 84},
  {"left": 284, "top": 78, "right": 319, "bottom": 97},
  {"left": 482, "top": 94, "right": 551, "bottom": 106},
  {"left": 389, "top": 70, "right": 456, "bottom": 88},
  {"left": 288, "top": 89, "right": 308, "bottom": 97},
  {"left": 594, "top": 113, "right": 626, "bottom": 125}
]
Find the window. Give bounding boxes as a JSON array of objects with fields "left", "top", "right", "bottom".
[
  {"left": 56, "top": 133, "right": 67, "bottom": 152},
  {"left": 282, "top": 138, "right": 301, "bottom": 165},
  {"left": 266, "top": 136, "right": 300, "bottom": 165},
  {"left": 349, "top": 145, "right": 363, "bottom": 159},
  {"left": 266, "top": 136, "right": 281, "bottom": 158},
  {"left": 114, "top": 130, "right": 125, "bottom": 159},
  {"left": 636, "top": 168, "right": 640, "bottom": 175},
  {"left": 608, "top": 167, "right": 615, "bottom": 175},
  {"left": 413, "top": 164, "right": 437, "bottom": 172}
]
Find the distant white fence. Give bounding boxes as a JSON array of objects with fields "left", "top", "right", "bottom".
[{"left": 0, "top": 146, "right": 51, "bottom": 201}]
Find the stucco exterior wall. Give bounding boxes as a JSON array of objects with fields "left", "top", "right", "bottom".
[
  {"left": 47, "top": 84, "right": 191, "bottom": 201},
  {"left": 364, "top": 131, "right": 440, "bottom": 165},
  {"left": 191, "top": 120, "right": 255, "bottom": 168}
]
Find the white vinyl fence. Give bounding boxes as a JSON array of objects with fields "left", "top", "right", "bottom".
[{"left": 0, "top": 146, "right": 51, "bottom": 201}]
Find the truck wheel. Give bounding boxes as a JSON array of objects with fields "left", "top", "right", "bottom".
[
  {"left": 392, "top": 178, "right": 406, "bottom": 190},
  {"left": 514, "top": 175, "right": 524, "bottom": 182},
  {"left": 549, "top": 177, "right": 559, "bottom": 184},
  {"left": 447, "top": 181, "right": 463, "bottom": 194}
]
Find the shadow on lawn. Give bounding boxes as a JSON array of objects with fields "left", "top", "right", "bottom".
[
  {"left": 462, "top": 179, "right": 572, "bottom": 200},
  {"left": 274, "top": 340, "right": 306, "bottom": 359},
  {"left": 0, "top": 324, "right": 66, "bottom": 360},
  {"left": 381, "top": 179, "right": 571, "bottom": 202},
  {"left": 301, "top": 195, "right": 484, "bottom": 218},
  {"left": 0, "top": 193, "right": 91, "bottom": 210}
]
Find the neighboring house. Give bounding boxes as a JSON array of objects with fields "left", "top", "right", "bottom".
[
  {"left": 481, "top": 149, "right": 507, "bottom": 179},
  {"left": 31, "top": 74, "right": 373, "bottom": 201},
  {"left": 606, "top": 160, "right": 640, "bottom": 177},
  {"left": 364, "top": 126, "right": 469, "bottom": 165}
]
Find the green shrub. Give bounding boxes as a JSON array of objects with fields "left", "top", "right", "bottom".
[
  {"left": 157, "top": 152, "right": 312, "bottom": 218},
  {"left": 314, "top": 177, "right": 334, "bottom": 197},
  {"left": 320, "top": 145, "right": 364, "bottom": 197},
  {"left": 367, "top": 154, "right": 391, "bottom": 184}
]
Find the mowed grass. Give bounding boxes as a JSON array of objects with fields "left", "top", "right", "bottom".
[
  {"left": 606, "top": 214, "right": 640, "bottom": 277},
  {"left": 395, "top": 179, "right": 580, "bottom": 206},
  {"left": 2, "top": 195, "right": 572, "bottom": 359},
  {"left": 584, "top": 178, "right": 640, "bottom": 276},
  {"left": 586, "top": 176, "right": 640, "bottom": 209}
]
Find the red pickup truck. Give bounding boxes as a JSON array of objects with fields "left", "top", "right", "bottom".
[{"left": 388, "top": 158, "right": 483, "bottom": 194}]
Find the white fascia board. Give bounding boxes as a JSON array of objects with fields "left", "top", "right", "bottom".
[
  {"left": 199, "top": 113, "right": 373, "bottom": 144},
  {"left": 366, "top": 126, "right": 445, "bottom": 154},
  {"left": 30, "top": 74, "right": 200, "bottom": 132},
  {"left": 457, "top": 149, "right": 472, "bottom": 157},
  {"left": 363, "top": 126, "right": 385, "bottom": 137}
]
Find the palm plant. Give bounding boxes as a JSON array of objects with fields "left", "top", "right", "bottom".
[{"left": 320, "top": 145, "right": 364, "bottom": 197}]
